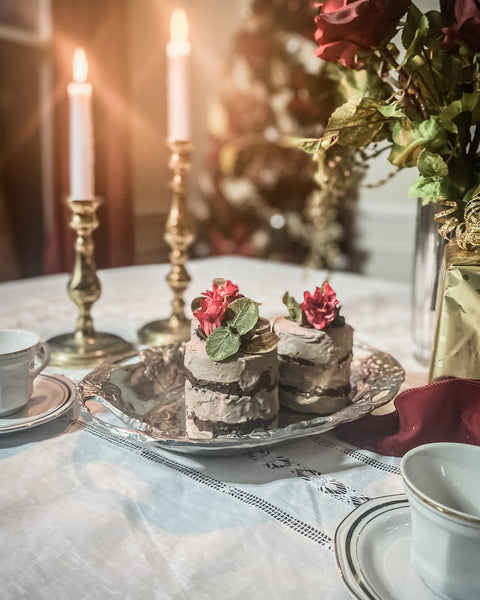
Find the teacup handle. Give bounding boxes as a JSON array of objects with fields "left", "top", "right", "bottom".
[{"left": 32, "top": 341, "right": 50, "bottom": 378}]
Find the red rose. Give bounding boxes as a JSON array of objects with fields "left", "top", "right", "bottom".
[
  {"left": 193, "top": 296, "right": 228, "bottom": 337},
  {"left": 194, "top": 280, "right": 242, "bottom": 336},
  {"left": 300, "top": 282, "right": 339, "bottom": 330},
  {"left": 314, "top": 0, "right": 411, "bottom": 68},
  {"left": 442, "top": 0, "right": 480, "bottom": 52},
  {"left": 202, "top": 280, "right": 242, "bottom": 303}
]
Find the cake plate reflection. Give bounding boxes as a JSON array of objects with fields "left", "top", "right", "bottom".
[{"left": 77, "top": 340, "right": 404, "bottom": 456}]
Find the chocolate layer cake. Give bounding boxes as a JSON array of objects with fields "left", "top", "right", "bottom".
[
  {"left": 184, "top": 328, "right": 279, "bottom": 439},
  {"left": 273, "top": 316, "right": 353, "bottom": 414}
]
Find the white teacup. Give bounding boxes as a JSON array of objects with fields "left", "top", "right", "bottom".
[
  {"left": 401, "top": 442, "right": 480, "bottom": 600},
  {"left": 0, "top": 330, "right": 50, "bottom": 417}
]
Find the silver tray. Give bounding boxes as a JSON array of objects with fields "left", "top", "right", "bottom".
[{"left": 77, "top": 341, "right": 404, "bottom": 455}]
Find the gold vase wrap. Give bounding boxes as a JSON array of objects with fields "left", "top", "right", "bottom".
[
  {"left": 429, "top": 241, "right": 480, "bottom": 381},
  {"left": 434, "top": 190, "right": 480, "bottom": 250},
  {"left": 455, "top": 193, "right": 480, "bottom": 250},
  {"left": 433, "top": 197, "right": 458, "bottom": 238}
]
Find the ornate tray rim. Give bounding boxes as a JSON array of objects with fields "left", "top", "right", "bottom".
[{"left": 77, "top": 340, "right": 405, "bottom": 456}]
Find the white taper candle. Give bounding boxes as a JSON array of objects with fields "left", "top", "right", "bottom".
[
  {"left": 167, "top": 9, "right": 191, "bottom": 140},
  {"left": 68, "top": 48, "right": 94, "bottom": 200}
]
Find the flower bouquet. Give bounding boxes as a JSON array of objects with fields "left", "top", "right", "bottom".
[
  {"left": 295, "top": 0, "right": 480, "bottom": 215},
  {"left": 296, "top": 0, "right": 480, "bottom": 378}
]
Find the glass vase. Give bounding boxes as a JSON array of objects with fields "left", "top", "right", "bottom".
[{"left": 411, "top": 200, "right": 446, "bottom": 365}]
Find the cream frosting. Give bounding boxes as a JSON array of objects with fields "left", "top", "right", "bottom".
[
  {"left": 273, "top": 316, "right": 353, "bottom": 414},
  {"left": 184, "top": 325, "right": 279, "bottom": 438},
  {"left": 185, "top": 381, "right": 278, "bottom": 422}
]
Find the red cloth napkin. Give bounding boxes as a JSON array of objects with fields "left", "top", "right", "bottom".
[{"left": 335, "top": 378, "right": 480, "bottom": 457}]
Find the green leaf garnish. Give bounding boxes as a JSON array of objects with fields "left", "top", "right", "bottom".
[
  {"left": 202, "top": 297, "right": 270, "bottom": 361},
  {"left": 205, "top": 326, "right": 241, "bottom": 361},
  {"left": 223, "top": 297, "right": 259, "bottom": 335},
  {"left": 282, "top": 291, "right": 304, "bottom": 325}
]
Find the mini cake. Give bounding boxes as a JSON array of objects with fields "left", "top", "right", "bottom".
[
  {"left": 273, "top": 282, "right": 353, "bottom": 414},
  {"left": 184, "top": 279, "right": 279, "bottom": 439}
]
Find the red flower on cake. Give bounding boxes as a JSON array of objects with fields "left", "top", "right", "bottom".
[
  {"left": 194, "top": 280, "right": 243, "bottom": 336},
  {"left": 314, "top": 0, "right": 411, "bottom": 68},
  {"left": 193, "top": 296, "right": 228, "bottom": 337},
  {"left": 300, "top": 282, "right": 339, "bottom": 330},
  {"left": 202, "top": 280, "right": 242, "bottom": 303}
]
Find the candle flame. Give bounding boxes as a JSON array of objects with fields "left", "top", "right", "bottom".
[
  {"left": 73, "top": 48, "right": 88, "bottom": 83},
  {"left": 170, "top": 9, "right": 189, "bottom": 42}
]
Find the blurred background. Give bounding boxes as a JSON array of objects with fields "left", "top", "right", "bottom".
[{"left": 0, "top": 0, "right": 418, "bottom": 283}]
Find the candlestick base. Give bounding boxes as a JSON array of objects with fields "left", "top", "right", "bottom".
[
  {"left": 47, "top": 331, "right": 134, "bottom": 368},
  {"left": 137, "top": 318, "right": 190, "bottom": 347}
]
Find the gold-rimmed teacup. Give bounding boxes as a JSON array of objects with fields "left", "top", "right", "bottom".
[
  {"left": 0, "top": 330, "right": 50, "bottom": 417},
  {"left": 401, "top": 442, "right": 480, "bottom": 600}
]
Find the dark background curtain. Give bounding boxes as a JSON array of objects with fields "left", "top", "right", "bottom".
[
  {"left": 0, "top": 40, "right": 44, "bottom": 279},
  {"left": 45, "top": 0, "right": 133, "bottom": 273}
]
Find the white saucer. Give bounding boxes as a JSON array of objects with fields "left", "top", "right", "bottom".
[
  {"left": 0, "top": 373, "right": 75, "bottom": 434},
  {"left": 335, "top": 494, "right": 437, "bottom": 600}
]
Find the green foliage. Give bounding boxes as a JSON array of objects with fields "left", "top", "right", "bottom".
[
  {"left": 224, "top": 297, "right": 259, "bottom": 336},
  {"left": 329, "top": 64, "right": 390, "bottom": 105},
  {"left": 408, "top": 176, "right": 443, "bottom": 204},
  {"left": 206, "top": 326, "right": 241, "bottom": 362},
  {"left": 378, "top": 102, "right": 405, "bottom": 119},
  {"left": 428, "top": 52, "right": 464, "bottom": 106},
  {"left": 282, "top": 291, "right": 304, "bottom": 325},
  {"left": 417, "top": 150, "right": 448, "bottom": 178},
  {"left": 440, "top": 94, "right": 480, "bottom": 133},
  {"left": 204, "top": 297, "right": 277, "bottom": 362},
  {"left": 401, "top": 4, "right": 429, "bottom": 64},
  {"left": 326, "top": 98, "right": 388, "bottom": 147},
  {"left": 389, "top": 118, "right": 449, "bottom": 168},
  {"left": 402, "top": 5, "right": 423, "bottom": 49},
  {"left": 440, "top": 157, "right": 480, "bottom": 202},
  {"left": 282, "top": 136, "right": 332, "bottom": 154},
  {"left": 283, "top": 291, "right": 301, "bottom": 323},
  {"left": 298, "top": 2, "right": 480, "bottom": 217}
]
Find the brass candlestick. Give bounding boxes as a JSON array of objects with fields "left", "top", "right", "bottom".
[
  {"left": 137, "top": 139, "right": 194, "bottom": 346},
  {"left": 48, "top": 198, "right": 133, "bottom": 367}
]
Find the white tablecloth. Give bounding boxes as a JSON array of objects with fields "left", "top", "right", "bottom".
[{"left": 0, "top": 257, "right": 427, "bottom": 599}]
